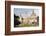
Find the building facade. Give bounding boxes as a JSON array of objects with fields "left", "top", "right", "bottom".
[{"left": 19, "top": 10, "right": 38, "bottom": 24}]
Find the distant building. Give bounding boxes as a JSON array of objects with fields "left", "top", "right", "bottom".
[{"left": 19, "top": 9, "right": 38, "bottom": 24}]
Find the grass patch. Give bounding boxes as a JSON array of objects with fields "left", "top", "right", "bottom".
[{"left": 16, "top": 23, "right": 38, "bottom": 27}]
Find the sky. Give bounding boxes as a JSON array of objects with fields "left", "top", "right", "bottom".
[{"left": 14, "top": 8, "right": 39, "bottom": 18}]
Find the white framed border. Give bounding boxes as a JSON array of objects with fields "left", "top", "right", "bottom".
[{"left": 11, "top": 5, "right": 42, "bottom": 32}]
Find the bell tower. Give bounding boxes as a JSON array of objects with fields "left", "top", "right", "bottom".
[{"left": 31, "top": 9, "right": 36, "bottom": 16}]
